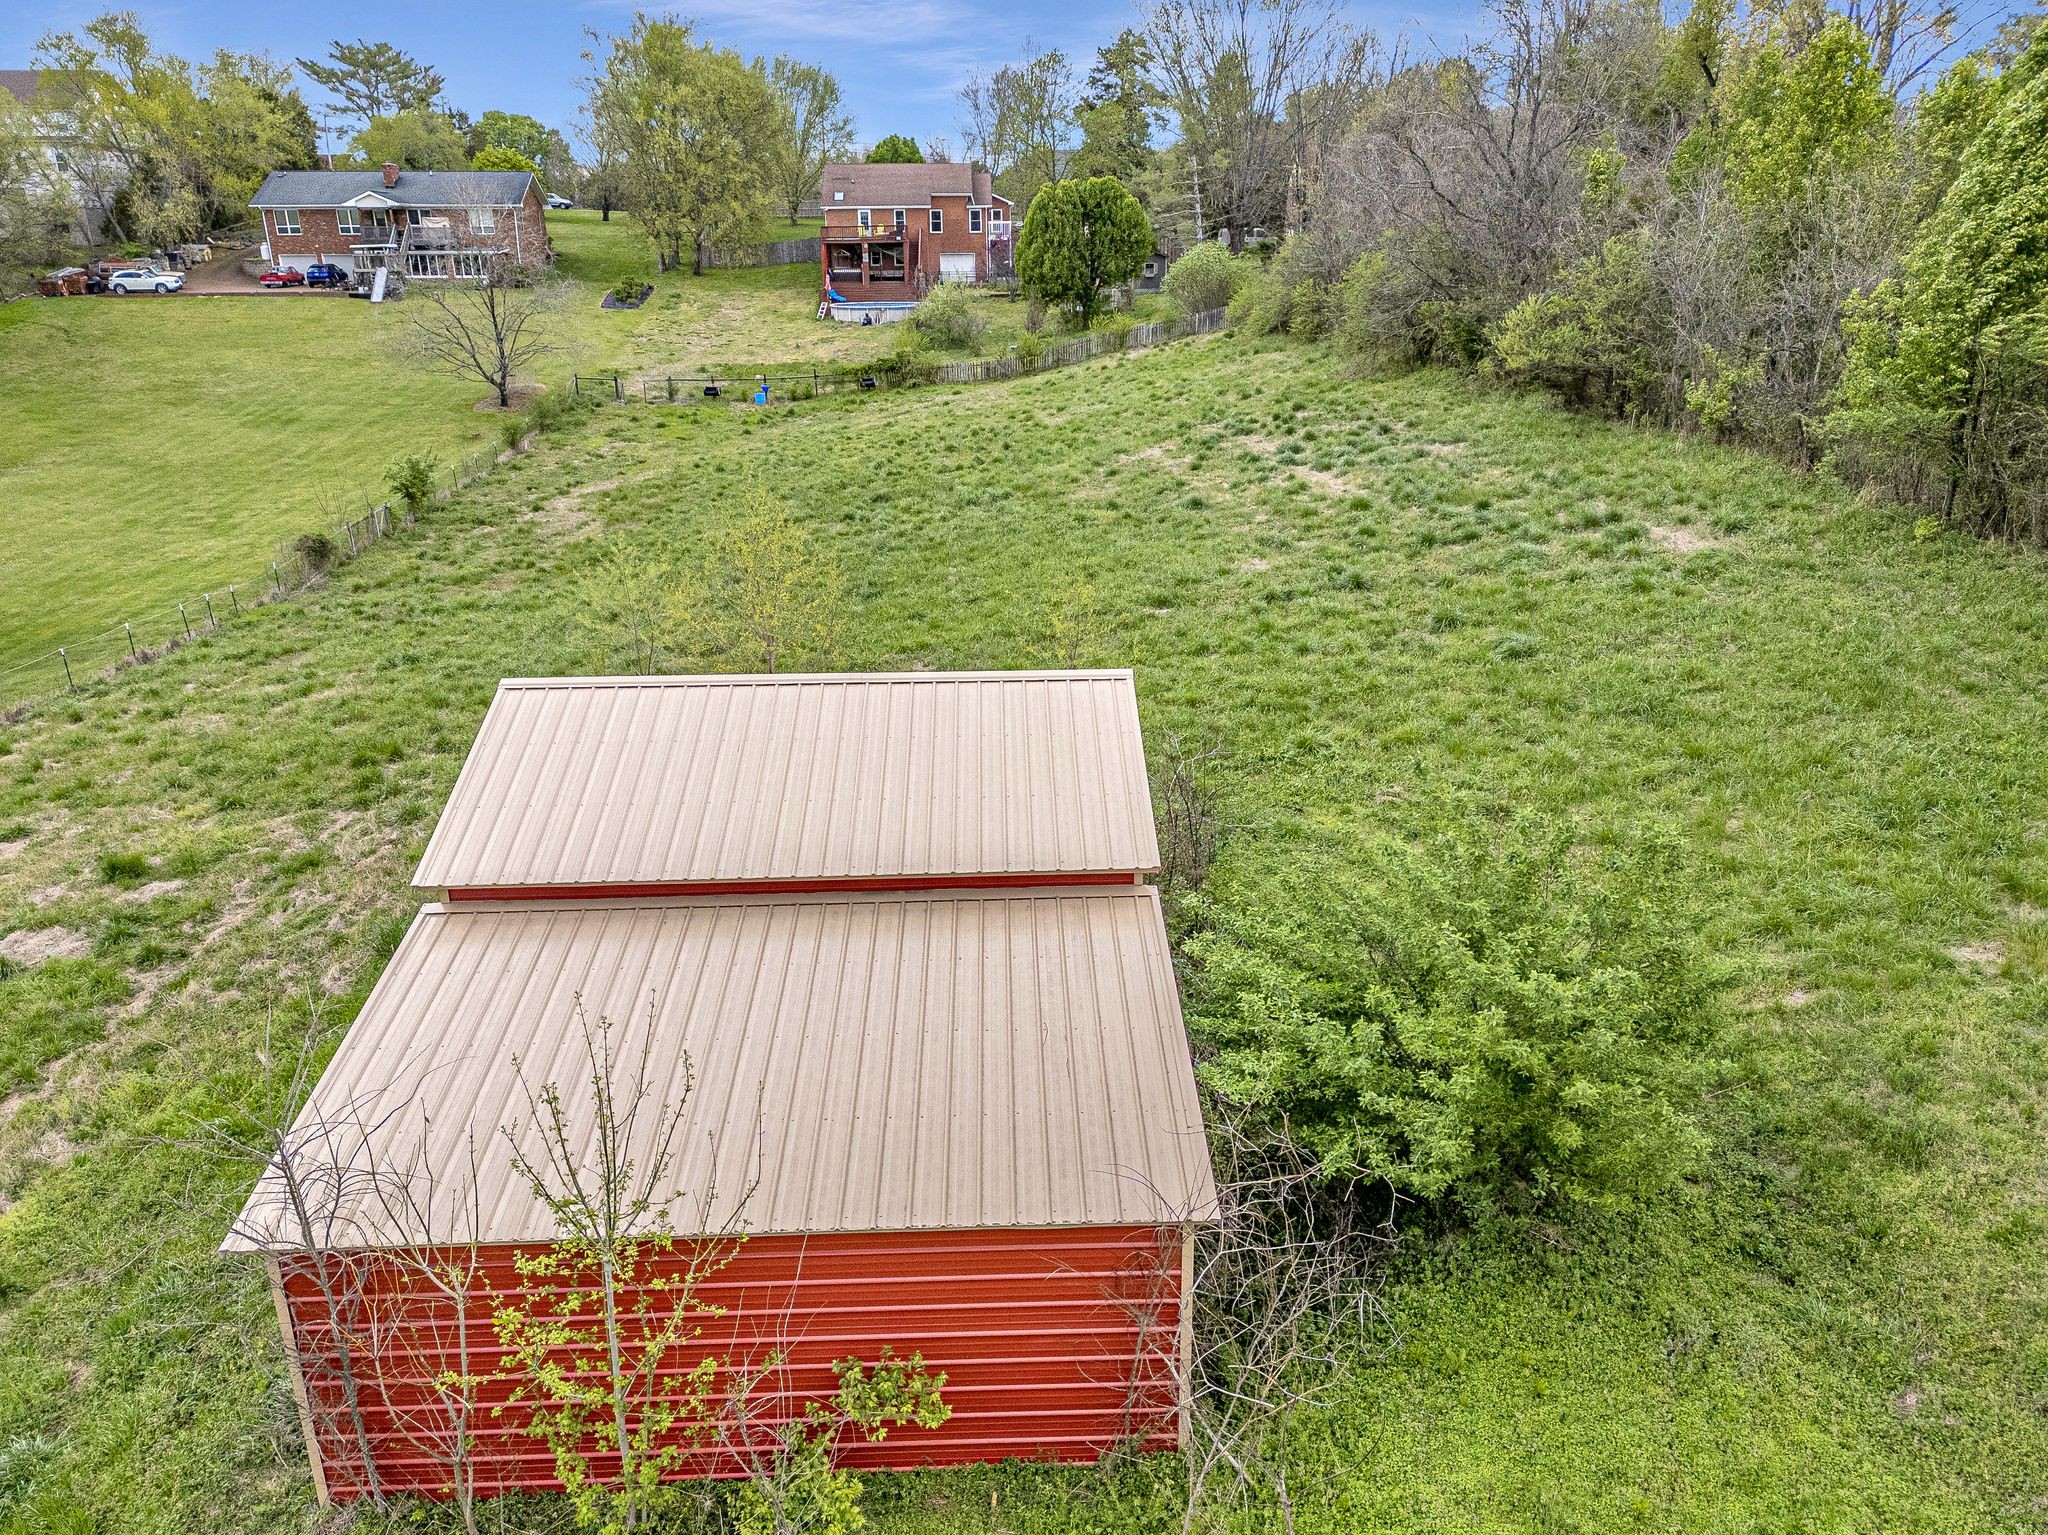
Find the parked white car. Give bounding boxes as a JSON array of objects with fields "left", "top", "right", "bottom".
[
  {"left": 544, "top": 194, "right": 574, "bottom": 210},
  {"left": 108, "top": 267, "right": 183, "bottom": 295}
]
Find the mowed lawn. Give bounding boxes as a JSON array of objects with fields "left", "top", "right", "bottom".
[
  {"left": 0, "top": 211, "right": 1115, "bottom": 685},
  {"left": 0, "top": 331, "right": 2043, "bottom": 1533},
  {"left": 0, "top": 296, "right": 497, "bottom": 671}
]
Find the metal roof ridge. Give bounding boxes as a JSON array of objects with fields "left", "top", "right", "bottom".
[
  {"left": 491, "top": 668, "right": 1138, "bottom": 688},
  {"left": 415, "top": 884, "right": 1163, "bottom": 916}
]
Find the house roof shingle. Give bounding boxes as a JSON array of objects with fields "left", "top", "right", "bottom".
[
  {"left": 250, "top": 168, "right": 536, "bottom": 209},
  {"left": 0, "top": 69, "right": 42, "bottom": 102},
  {"left": 821, "top": 162, "right": 1008, "bottom": 211}
]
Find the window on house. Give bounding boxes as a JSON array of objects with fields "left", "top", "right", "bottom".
[
  {"left": 969, "top": 206, "right": 982, "bottom": 234},
  {"left": 337, "top": 207, "right": 361, "bottom": 236},
  {"left": 471, "top": 206, "right": 497, "bottom": 236},
  {"left": 857, "top": 207, "right": 872, "bottom": 230},
  {"left": 274, "top": 208, "right": 300, "bottom": 236},
  {"left": 929, "top": 208, "right": 943, "bottom": 234},
  {"left": 893, "top": 208, "right": 905, "bottom": 229},
  {"left": 406, "top": 208, "right": 424, "bottom": 226},
  {"left": 833, "top": 190, "right": 845, "bottom": 202}
]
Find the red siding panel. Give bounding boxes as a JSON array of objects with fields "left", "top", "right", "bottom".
[{"left": 279, "top": 1226, "right": 1185, "bottom": 1501}]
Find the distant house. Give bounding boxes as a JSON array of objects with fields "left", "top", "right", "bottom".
[
  {"left": 248, "top": 163, "right": 551, "bottom": 282},
  {"left": 0, "top": 68, "right": 121, "bottom": 243},
  {"left": 818, "top": 162, "right": 1013, "bottom": 309}
]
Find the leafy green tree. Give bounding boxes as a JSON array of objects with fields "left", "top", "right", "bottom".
[
  {"left": 1015, "top": 175, "right": 1153, "bottom": 324},
  {"left": 296, "top": 38, "right": 443, "bottom": 133},
  {"left": 349, "top": 110, "right": 466, "bottom": 170},
  {"left": 865, "top": 132, "right": 923, "bottom": 163},
  {"left": 471, "top": 144, "right": 538, "bottom": 173},
  {"left": 35, "top": 17, "right": 313, "bottom": 245},
  {"left": 1189, "top": 810, "right": 1724, "bottom": 1216},
  {"left": 0, "top": 95, "right": 78, "bottom": 292},
  {"left": 960, "top": 49, "right": 1076, "bottom": 209},
  {"left": 1832, "top": 33, "right": 2048, "bottom": 541},
  {"left": 582, "top": 18, "right": 779, "bottom": 272},
  {"left": 766, "top": 58, "right": 853, "bottom": 222},
  {"left": 468, "top": 109, "right": 552, "bottom": 165},
  {"left": 1672, "top": 18, "right": 1893, "bottom": 230}
]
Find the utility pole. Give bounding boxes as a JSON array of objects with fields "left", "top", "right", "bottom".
[{"left": 1190, "top": 157, "right": 1205, "bottom": 244}]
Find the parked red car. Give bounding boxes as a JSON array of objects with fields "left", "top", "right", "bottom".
[{"left": 259, "top": 266, "right": 305, "bottom": 288}]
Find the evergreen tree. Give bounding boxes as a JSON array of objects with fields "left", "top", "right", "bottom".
[
  {"left": 1015, "top": 175, "right": 1153, "bottom": 324},
  {"left": 296, "top": 39, "right": 444, "bottom": 133}
]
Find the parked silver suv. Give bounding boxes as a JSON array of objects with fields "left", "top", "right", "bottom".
[{"left": 107, "top": 267, "right": 184, "bottom": 295}]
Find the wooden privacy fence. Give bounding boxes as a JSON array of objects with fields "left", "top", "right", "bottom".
[
  {"left": 0, "top": 449, "right": 501, "bottom": 717},
  {"left": 704, "top": 236, "right": 822, "bottom": 270}
]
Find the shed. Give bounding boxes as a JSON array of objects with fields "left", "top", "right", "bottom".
[{"left": 226, "top": 671, "right": 1215, "bottom": 1504}]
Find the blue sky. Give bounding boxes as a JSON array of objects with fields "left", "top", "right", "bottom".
[{"left": 0, "top": 0, "right": 1476, "bottom": 155}]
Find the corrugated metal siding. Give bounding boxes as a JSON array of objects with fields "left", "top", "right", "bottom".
[
  {"left": 227, "top": 889, "right": 1217, "bottom": 1250},
  {"left": 282, "top": 1226, "right": 1185, "bottom": 1498},
  {"left": 411, "top": 672, "right": 1161, "bottom": 892}
]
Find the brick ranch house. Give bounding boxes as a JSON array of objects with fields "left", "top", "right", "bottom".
[
  {"left": 819, "top": 162, "right": 1012, "bottom": 312},
  {"left": 249, "top": 164, "right": 551, "bottom": 282}
]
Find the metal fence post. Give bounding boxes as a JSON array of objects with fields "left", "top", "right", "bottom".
[
  {"left": 59, "top": 648, "right": 74, "bottom": 692},
  {"left": 272, "top": 561, "right": 283, "bottom": 595},
  {"left": 124, "top": 623, "right": 136, "bottom": 660},
  {"left": 614, "top": 375, "right": 624, "bottom": 403},
  {"left": 203, "top": 593, "right": 217, "bottom": 628},
  {"left": 227, "top": 584, "right": 239, "bottom": 616},
  {"left": 178, "top": 602, "right": 192, "bottom": 639}
]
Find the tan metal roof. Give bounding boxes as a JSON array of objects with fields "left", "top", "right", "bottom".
[
  {"left": 224, "top": 889, "right": 1217, "bottom": 1251},
  {"left": 412, "top": 672, "right": 1160, "bottom": 892}
]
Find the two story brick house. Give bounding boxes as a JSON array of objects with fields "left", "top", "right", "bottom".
[
  {"left": 249, "top": 164, "right": 551, "bottom": 284},
  {"left": 818, "top": 162, "right": 1013, "bottom": 312}
]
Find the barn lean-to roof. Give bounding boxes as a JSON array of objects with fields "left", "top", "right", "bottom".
[{"left": 222, "top": 887, "right": 1218, "bottom": 1250}]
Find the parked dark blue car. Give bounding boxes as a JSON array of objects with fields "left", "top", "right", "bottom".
[{"left": 304, "top": 262, "right": 350, "bottom": 289}]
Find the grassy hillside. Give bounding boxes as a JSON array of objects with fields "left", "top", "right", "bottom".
[{"left": 0, "top": 333, "right": 2043, "bottom": 1533}]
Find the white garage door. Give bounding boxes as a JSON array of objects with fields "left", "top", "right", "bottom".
[{"left": 939, "top": 253, "right": 977, "bottom": 283}]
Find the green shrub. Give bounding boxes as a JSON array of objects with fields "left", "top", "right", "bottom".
[
  {"left": 1492, "top": 231, "right": 1667, "bottom": 417},
  {"left": 385, "top": 454, "right": 436, "bottom": 512},
  {"left": 1232, "top": 235, "right": 1339, "bottom": 339},
  {"left": 880, "top": 328, "right": 938, "bottom": 384},
  {"left": 526, "top": 388, "right": 577, "bottom": 435},
  {"left": 1188, "top": 808, "right": 1724, "bottom": 1216},
  {"left": 910, "top": 282, "right": 988, "bottom": 349},
  {"left": 1162, "top": 240, "right": 1250, "bottom": 314}
]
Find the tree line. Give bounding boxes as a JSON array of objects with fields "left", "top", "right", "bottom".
[
  {"left": 1217, "top": 0, "right": 2048, "bottom": 545},
  {"left": 579, "top": 17, "right": 854, "bottom": 272}
]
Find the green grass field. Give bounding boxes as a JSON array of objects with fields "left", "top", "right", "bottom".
[
  {"left": 2, "top": 329, "right": 2043, "bottom": 1535},
  {"left": 0, "top": 211, "right": 1150, "bottom": 686}
]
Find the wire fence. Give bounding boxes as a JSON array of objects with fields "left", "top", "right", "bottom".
[
  {"left": 574, "top": 369, "right": 883, "bottom": 404},
  {"left": 932, "top": 306, "right": 1228, "bottom": 383},
  {"left": 575, "top": 305, "right": 1231, "bottom": 409},
  {"left": 0, "top": 447, "right": 502, "bottom": 719}
]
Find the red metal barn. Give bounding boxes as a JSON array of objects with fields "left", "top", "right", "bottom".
[{"left": 227, "top": 672, "right": 1217, "bottom": 1503}]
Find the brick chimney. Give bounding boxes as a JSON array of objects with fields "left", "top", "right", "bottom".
[{"left": 381, "top": 162, "right": 399, "bottom": 188}]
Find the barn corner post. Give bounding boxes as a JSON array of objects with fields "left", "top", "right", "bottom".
[
  {"left": 1177, "top": 1220, "right": 1196, "bottom": 1453},
  {"left": 265, "top": 1253, "right": 332, "bottom": 1507}
]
